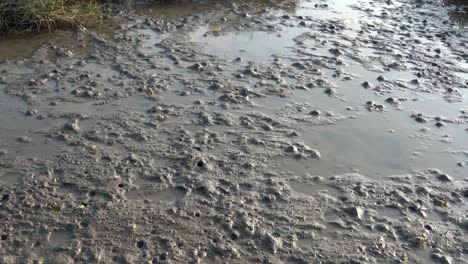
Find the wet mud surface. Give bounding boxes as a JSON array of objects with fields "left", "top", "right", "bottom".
[{"left": 0, "top": 0, "right": 467, "bottom": 263}]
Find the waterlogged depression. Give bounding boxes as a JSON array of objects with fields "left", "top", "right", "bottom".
[
  {"left": 129, "top": 0, "right": 468, "bottom": 178},
  {"left": 0, "top": 0, "right": 467, "bottom": 263}
]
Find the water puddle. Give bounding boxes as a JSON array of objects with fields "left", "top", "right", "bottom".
[
  {"left": 277, "top": 112, "right": 468, "bottom": 179},
  {"left": 49, "top": 230, "right": 74, "bottom": 246},
  {"left": 0, "top": 31, "right": 74, "bottom": 61},
  {"left": 254, "top": 57, "right": 468, "bottom": 179},
  {"left": 289, "top": 181, "right": 340, "bottom": 197},
  {"left": 2, "top": 0, "right": 465, "bottom": 178},
  {"left": 425, "top": 210, "right": 444, "bottom": 222},
  {"left": 0, "top": 133, "right": 65, "bottom": 159},
  {"left": 0, "top": 86, "right": 48, "bottom": 130},
  {"left": 135, "top": 0, "right": 215, "bottom": 18},
  {"left": 0, "top": 0, "right": 466, "bottom": 261},
  {"left": 135, "top": 25, "right": 301, "bottom": 63},
  {"left": 182, "top": 27, "right": 300, "bottom": 62},
  {"left": 131, "top": 23, "right": 468, "bottom": 180},
  {"left": 376, "top": 207, "right": 401, "bottom": 220},
  {"left": 133, "top": 175, "right": 163, "bottom": 187},
  {"left": 0, "top": 86, "right": 67, "bottom": 159},
  {"left": 239, "top": 183, "right": 253, "bottom": 192},
  {"left": 57, "top": 183, "right": 80, "bottom": 197},
  {"left": 135, "top": 0, "right": 362, "bottom": 62},
  {"left": 52, "top": 95, "right": 154, "bottom": 116},
  {"left": 454, "top": 71, "right": 468, "bottom": 80},
  {"left": 295, "top": 238, "right": 315, "bottom": 248},
  {"left": 126, "top": 187, "right": 186, "bottom": 203},
  {"left": 295, "top": 0, "right": 362, "bottom": 26},
  {"left": 0, "top": 171, "right": 25, "bottom": 185}
]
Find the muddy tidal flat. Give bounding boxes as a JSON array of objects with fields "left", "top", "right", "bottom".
[{"left": 0, "top": 0, "right": 467, "bottom": 263}]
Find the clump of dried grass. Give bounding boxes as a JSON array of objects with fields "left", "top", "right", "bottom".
[{"left": 0, "top": 0, "right": 101, "bottom": 32}]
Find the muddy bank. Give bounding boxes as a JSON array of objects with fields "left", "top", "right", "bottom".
[{"left": 0, "top": 0, "right": 467, "bottom": 263}]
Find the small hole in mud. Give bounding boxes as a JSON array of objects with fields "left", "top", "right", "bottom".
[
  {"left": 118, "top": 183, "right": 124, "bottom": 188},
  {"left": 212, "top": 238, "right": 218, "bottom": 243},
  {"left": 194, "top": 212, "right": 201, "bottom": 217},
  {"left": 159, "top": 254, "right": 167, "bottom": 261},
  {"left": 136, "top": 240, "right": 145, "bottom": 248},
  {"left": 81, "top": 221, "right": 89, "bottom": 227},
  {"left": 1, "top": 194, "right": 9, "bottom": 201},
  {"left": 89, "top": 190, "right": 96, "bottom": 197},
  {"left": 230, "top": 233, "right": 239, "bottom": 240},
  {"left": 81, "top": 202, "right": 88, "bottom": 207},
  {"left": 1, "top": 234, "right": 8, "bottom": 240},
  {"left": 197, "top": 160, "right": 204, "bottom": 167}
]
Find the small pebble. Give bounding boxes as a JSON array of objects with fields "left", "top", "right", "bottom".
[
  {"left": 437, "top": 174, "right": 452, "bottom": 182},
  {"left": 362, "top": 81, "right": 371, "bottom": 88},
  {"left": 324, "top": 88, "right": 336, "bottom": 95},
  {"left": 25, "top": 109, "right": 37, "bottom": 116},
  {"left": 415, "top": 116, "right": 427, "bottom": 123},
  {"left": 435, "top": 121, "right": 444, "bottom": 127},
  {"left": 285, "top": 145, "right": 298, "bottom": 153},
  {"left": 309, "top": 109, "right": 321, "bottom": 116}
]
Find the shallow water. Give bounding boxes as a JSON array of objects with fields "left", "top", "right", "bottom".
[
  {"left": 289, "top": 181, "right": 341, "bottom": 196},
  {"left": 0, "top": 0, "right": 467, "bottom": 263},
  {"left": 0, "top": 171, "right": 24, "bottom": 185},
  {"left": 128, "top": 0, "right": 468, "bottom": 179},
  {"left": 126, "top": 187, "right": 187, "bottom": 203},
  {"left": 136, "top": 0, "right": 299, "bottom": 17},
  {"left": 0, "top": 31, "right": 73, "bottom": 60},
  {"left": 1, "top": 0, "right": 467, "bottom": 179},
  {"left": 0, "top": 20, "right": 117, "bottom": 61}
]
